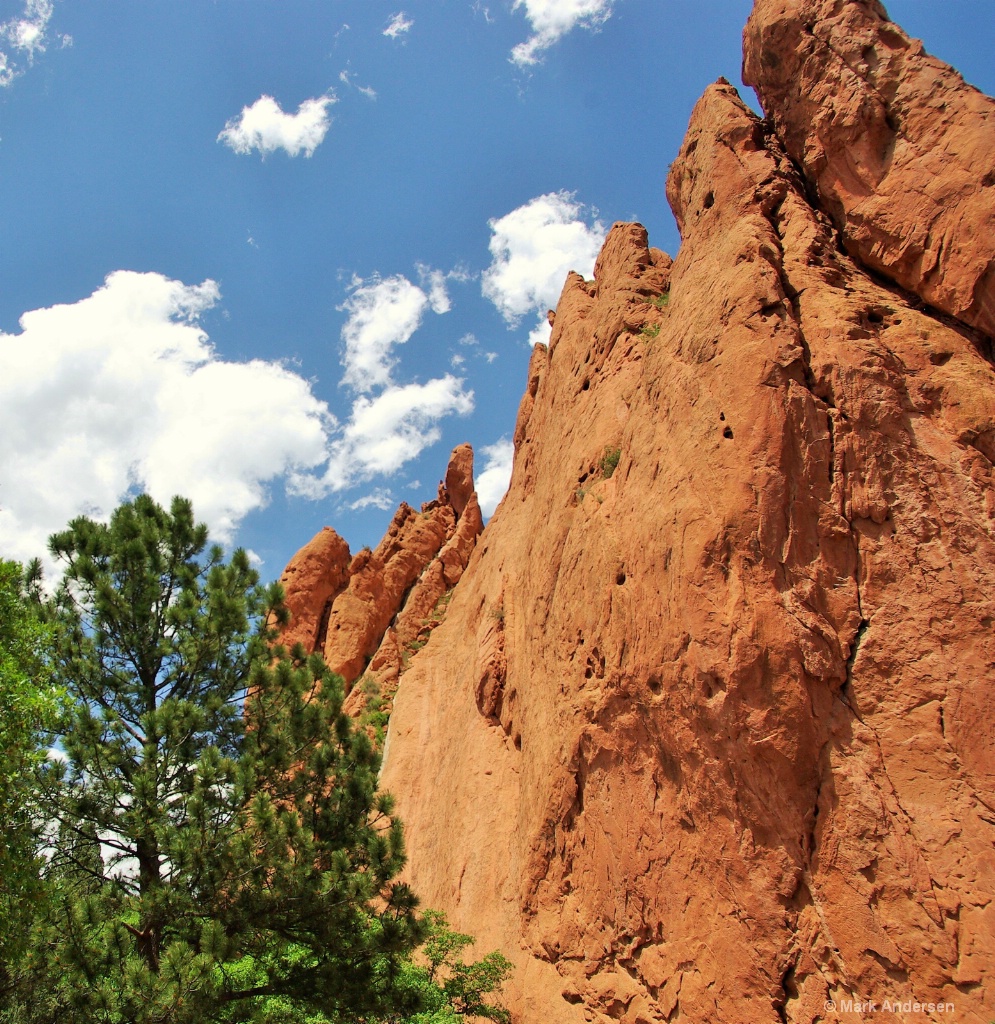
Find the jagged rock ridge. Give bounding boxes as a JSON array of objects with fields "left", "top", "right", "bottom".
[
  {"left": 367, "top": 3, "right": 995, "bottom": 1022},
  {"left": 276, "top": 443, "right": 483, "bottom": 720}
]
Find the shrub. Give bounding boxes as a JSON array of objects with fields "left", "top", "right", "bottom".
[{"left": 599, "top": 446, "right": 621, "bottom": 479}]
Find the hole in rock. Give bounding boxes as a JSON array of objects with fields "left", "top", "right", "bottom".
[
  {"left": 616, "top": 572, "right": 626, "bottom": 585},
  {"left": 723, "top": 426, "right": 734, "bottom": 439},
  {"left": 703, "top": 191, "right": 715, "bottom": 209}
]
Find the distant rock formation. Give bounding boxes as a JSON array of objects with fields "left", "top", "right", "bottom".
[
  {"left": 275, "top": 443, "right": 483, "bottom": 719},
  {"left": 368, "top": 3, "right": 995, "bottom": 1022}
]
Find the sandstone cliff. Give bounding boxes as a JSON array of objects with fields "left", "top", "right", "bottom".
[
  {"left": 275, "top": 443, "right": 482, "bottom": 720},
  {"left": 371, "top": 4, "right": 995, "bottom": 1022},
  {"left": 743, "top": 0, "right": 995, "bottom": 339}
]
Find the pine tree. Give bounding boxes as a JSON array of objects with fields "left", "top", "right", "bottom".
[
  {"left": 10, "top": 495, "right": 422, "bottom": 1024},
  {"left": 0, "top": 559, "right": 59, "bottom": 987}
]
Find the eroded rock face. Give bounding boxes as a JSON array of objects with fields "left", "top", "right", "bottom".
[
  {"left": 275, "top": 527, "right": 351, "bottom": 655},
  {"left": 743, "top": 0, "right": 995, "bottom": 339},
  {"left": 276, "top": 444, "right": 483, "bottom": 706},
  {"left": 379, "top": 13, "right": 995, "bottom": 1022}
]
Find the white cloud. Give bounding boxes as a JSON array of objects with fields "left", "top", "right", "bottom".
[
  {"left": 416, "top": 263, "right": 454, "bottom": 314},
  {"left": 347, "top": 488, "right": 395, "bottom": 512},
  {"left": 3, "top": 0, "right": 51, "bottom": 57},
  {"left": 476, "top": 438, "right": 515, "bottom": 518},
  {"left": 0, "top": 266, "right": 478, "bottom": 568},
  {"left": 510, "top": 0, "right": 615, "bottom": 66},
  {"left": 0, "top": 272, "right": 332, "bottom": 566},
  {"left": 383, "top": 12, "right": 413, "bottom": 39},
  {"left": 528, "top": 320, "right": 552, "bottom": 347},
  {"left": 339, "top": 378, "right": 473, "bottom": 478},
  {"left": 339, "top": 68, "right": 377, "bottom": 100},
  {"left": 0, "top": 0, "right": 67, "bottom": 86},
  {"left": 297, "top": 377, "right": 473, "bottom": 496},
  {"left": 482, "top": 190, "right": 604, "bottom": 343},
  {"left": 218, "top": 94, "right": 336, "bottom": 158},
  {"left": 339, "top": 275, "right": 431, "bottom": 392},
  {"left": 301, "top": 269, "right": 475, "bottom": 496}
]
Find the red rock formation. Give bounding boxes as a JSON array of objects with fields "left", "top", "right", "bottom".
[
  {"left": 275, "top": 444, "right": 483, "bottom": 716},
  {"left": 321, "top": 502, "right": 455, "bottom": 685},
  {"left": 743, "top": 0, "right": 995, "bottom": 339},
  {"left": 274, "top": 526, "right": 351, "bottom": 654},
  {"left": 378, "top": 8, "right": 995, "bottom": 1022}
]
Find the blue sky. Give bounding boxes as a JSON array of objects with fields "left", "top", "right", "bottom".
[{"left": 1, "top": 0, "right": 993, "bottom": 580}]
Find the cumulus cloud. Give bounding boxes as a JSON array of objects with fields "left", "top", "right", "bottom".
[
  {"left": 337, "top": 378, "right": 473, "bottom": 478},
  {"left": 0, "top": 265, "right": 477, "bottom": 567},
  {"left": 416, "top": 263, "right": 467, "bottom": 315},
  {"left": 0, "top": 0, "right": 68, "bottom": 86},
  {"left": 295, "top": 377, "right": 473, "bottom": 497},
  {"left": 0, "top": 272, "right": 332, "bottom": 566},
  {"left": 510, "top": 0, "right": 615, "bottom": 66},
  {"left": 482, "top": 190, "right": 604, "bottom": 343},
  {"left": 218, "top": 94, "right": 336, "bottom": 158},
  {"left": 339, "top": 275, "right": 430, "bottom": 392},
  {"left": 476, "top": 438, "right": 515, "bottom": 518},
  {"left": 347, "top": 488, "right": 395, "bottom": 512},
  {"left": 298, "top": 269, "right": 476, "bottom": 496},
  {"left": 383, "top": 12, "right": 413, "bottom": 39}
]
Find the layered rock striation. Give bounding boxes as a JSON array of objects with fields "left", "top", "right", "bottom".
[{"left": 375, "top": 4, "right": 995, "bottom": 1023}]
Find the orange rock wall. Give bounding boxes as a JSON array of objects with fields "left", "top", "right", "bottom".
[
  {"left": 743, "top": 0, "right": 995, "bottom": 339},
  {"left": 378, "top": 7, "right": 995, "bottom": 1021}
]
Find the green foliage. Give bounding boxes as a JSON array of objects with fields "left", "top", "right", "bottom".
[
  {"left": 421, "top": 591, "right": 452, "bottom": 627},
  {"left": 271, "top": 912, "right": 511, "bottom": 1024},
  {"left": 638, "top": 322, "right": 661, "bottom": 339},
  {"left": 0, "top": 559, "right": 57, "bottom": 792},
  {"left": 3, "top": 495, "right": 422, "bottom": 1024},
  {"left": 0, "top": 559, "right": 60, "bottom": 979},
  {"left": 650, "top": 291, "right": 670, "bottom": 308},
  {"left": 358, "top": 677, "right": 391, "bottom": 745},
  {"left": 598, "top": 447, "right": 621, "bottom": 479},
  {"left": 404, "top": 912, "right": 511, "bottom": 1024}
]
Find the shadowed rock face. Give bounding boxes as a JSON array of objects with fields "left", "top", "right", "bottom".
[
  {"left": 376, "top": 6, "right": 995, "bottom": 1022},
  {"left": 743, "top": 0, "right": 995, "bottom": 340}
]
